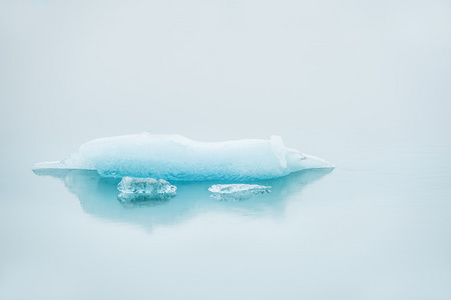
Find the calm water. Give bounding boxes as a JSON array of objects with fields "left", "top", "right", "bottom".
[
  {"left": 1, "top": 0, "right": 451, "bottom": 299},
  {"left": 1, "top": 132, "right": 450, "bottom": 300}
]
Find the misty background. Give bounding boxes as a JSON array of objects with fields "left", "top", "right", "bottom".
[
  {"left": 1, "top": 0, "right": 451, "bottom": 299},
  {"left": 1, "top": 0, "right": 450, "bottom": 149}
]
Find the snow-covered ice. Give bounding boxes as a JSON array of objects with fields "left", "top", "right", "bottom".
[{"left": 33, "top": 133, "right": 334, "bottom": 181}]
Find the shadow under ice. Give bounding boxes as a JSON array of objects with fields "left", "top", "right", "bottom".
[{"left": 33, "top": 168, "right": 333, "bottom": 230}]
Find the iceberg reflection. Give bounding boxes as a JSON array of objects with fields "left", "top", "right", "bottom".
[
  {"left": 117, "top": 192, "right": 174, "bottom": 208},
  {"left": 33, "top": 168, "right": 332, "bottom": 230}
]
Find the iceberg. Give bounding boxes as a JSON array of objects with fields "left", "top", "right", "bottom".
[{"left": 33, "top": 133, "right": 334, "bottom": 181}]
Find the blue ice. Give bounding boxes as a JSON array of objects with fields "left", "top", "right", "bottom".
[{"left": 33, "top": 133, "right": 334, "bottom": 181}]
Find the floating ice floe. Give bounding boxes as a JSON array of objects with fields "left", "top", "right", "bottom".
[
  {"left": 209, "top": 184, "right": 271, "bottom": 201},
  {"left": 33, "top": 133, "right": 334, "bottom": 181},
  {"left": 118, "top": 177, "right": 177, "bottom": 194},
  {"left": 208, "top": 184, "right": 271, "bottom": 194},
  {"left": 117, "top": 177, "right": 177, "bottom": 205}
]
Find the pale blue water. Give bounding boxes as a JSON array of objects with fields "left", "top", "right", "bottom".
[{"left": 1, "top": 132, "right": 450, "bottom": 300}]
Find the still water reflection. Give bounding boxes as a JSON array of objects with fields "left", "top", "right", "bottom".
[{"left": 33, "top": 168, "right": 332, "bottom": 229}]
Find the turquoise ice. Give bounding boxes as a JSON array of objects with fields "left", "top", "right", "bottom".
[{"left": 33, "top": 133, "right": 334, "bottom": 181}]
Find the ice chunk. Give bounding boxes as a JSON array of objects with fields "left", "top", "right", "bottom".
[
  {"left": 117, "top": 177, "right": 177, "bottom": 195},
  {"left": 209, "top": 184, "right": 271, "bottom": 201},
  {"left": 208, "top": 184, "right": 271, "bottom": 194},
  {"left": 33, "top": 133, "right": 334, "bottom": 181}
]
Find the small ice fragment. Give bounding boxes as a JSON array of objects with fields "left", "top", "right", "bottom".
[
  {"left": 209, "top": 184, "right": 271, "bottom": 201},
  {"left": 208, "top": 184, "right": 271, "bottom": 194},
  {"left": 208, "top": 184, "right": 271, "bottom": 200},
  {"left": 117, "top": 176, "right": 177, "bottom": 195}
]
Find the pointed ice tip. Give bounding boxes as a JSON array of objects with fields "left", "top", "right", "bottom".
[
  {"left": 325, "top": 163, "right": 335, "bottom": 169},
  {"left": 322, "top": 160, "right": 335, "bottom": 169}
]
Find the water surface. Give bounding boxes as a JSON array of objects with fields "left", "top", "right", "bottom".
[{"left": 1, "top": 0, "right": 451, "bottom": 299}]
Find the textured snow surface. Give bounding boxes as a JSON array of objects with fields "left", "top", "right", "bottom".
[{"left": 34, "top": 133, "right": 334, "bottom": 181}]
